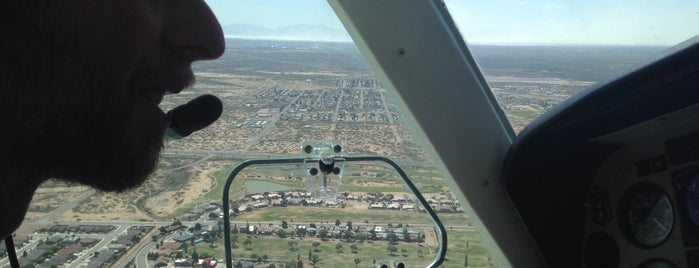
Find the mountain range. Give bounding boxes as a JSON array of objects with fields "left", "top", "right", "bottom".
[{"left": 223, "top": 24, "right": 352, "bottom": 42}]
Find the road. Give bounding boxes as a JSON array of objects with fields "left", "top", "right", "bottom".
[
  {"left": 135, "top": 240, "right": 157, "bottom": 268},
  {"left": 5, "top": 217, "right": 473, "bottom": 268},
  {"left": 110, "top": 228, "right": 158, "bottom": 268},
  {"left": 4, "top": 148, "right": 461, "bottom": 267},
  {"left": 35, "top": 189, "right": 96, "bottom": 224},
  {"left": 66, "top": 225, "right": 127, "bottom": 268},
  {"left": 160, "top": 149, "right": 436, "bottom": 168}
]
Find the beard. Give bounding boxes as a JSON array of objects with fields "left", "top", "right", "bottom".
[
  {"left": 1, "top": 53, "right": 169, "bottom": 192},
  {"left": 0, "top": 4, "right": 179, "bottom": 191}
]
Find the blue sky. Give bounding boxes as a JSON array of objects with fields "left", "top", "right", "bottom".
[{"left": 205, "top": 0, "right": 699, "bottom": 45}]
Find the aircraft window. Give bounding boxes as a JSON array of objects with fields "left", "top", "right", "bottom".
[
  {"left": 443, "top": 0, "right": 699, "bottom": 133},
  {"left": 5, "top": 1, "right": 497, "bottom": 268}
]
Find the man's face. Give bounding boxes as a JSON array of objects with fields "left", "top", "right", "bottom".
[{"left": 1, "top": 1, "right": 224, "bottom": 190}]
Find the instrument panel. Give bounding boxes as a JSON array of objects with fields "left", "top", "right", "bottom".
[{"left": 583, "top": 112, "right": 699, "bottom": 268}]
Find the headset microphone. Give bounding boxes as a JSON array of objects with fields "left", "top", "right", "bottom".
[{"left": 164, "top": 94, "right": 223, "bottom": 141}]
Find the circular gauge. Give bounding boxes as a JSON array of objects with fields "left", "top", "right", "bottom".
[
  {"left": 618, "top": 182, "right": 674, "bottom": 248},
  {"left": 637, "top": 258, "right": 677, "bottom": 268}
]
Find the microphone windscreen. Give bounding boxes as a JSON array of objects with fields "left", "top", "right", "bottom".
[{"left": 166, "top": 94, "right": 223, "bottom": 137}]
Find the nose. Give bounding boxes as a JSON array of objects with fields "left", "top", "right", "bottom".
[{"left": 162, "top": 0, "right": 225, "bottom": 60}]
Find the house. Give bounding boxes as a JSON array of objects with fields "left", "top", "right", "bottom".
[
  {"left": 161, "top": 242, "right": 182, "bottom": 251},
  {"left": 435, "top": 205, "right": 453, "bottom": 213},
  {"left": 80, "top": 238, "right": 101, "bottom": 247},
  {"left": 237, "top": 205, "right": 248, "bottom": 212},
  {"left": 85, "top": 249, "right": 116, "bottom": 268},
  {"left": 253, "top": 201, "right": 269, "bottom": 208},
  {"left": 175, "top": 258, "right": 194, "bottom": 267},
  {"left": 326, "top": 200, "right": 338, "bottom": 207},
  {"left": 154, "top": 256, "right": 169, "bottom": 267},
  {"left": 392, "top": 196, "right": 407, "bottom": 202},
  {"left": 369, "top": 202, "right": 384, "bottom": 209},
  {"left": 173, "top": 234, "right": 193, "bottom": 243},
  {"left": 387, "top": 203, "right": 401, "bottom": 210}
]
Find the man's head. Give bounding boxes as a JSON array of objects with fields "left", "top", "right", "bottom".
[{"left": 0, "top": 0, "right": 224, "bottom": 237}]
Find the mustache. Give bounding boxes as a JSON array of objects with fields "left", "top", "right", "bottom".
[{"left": 130, "top": 49, "right": 196, "bottom": 94}]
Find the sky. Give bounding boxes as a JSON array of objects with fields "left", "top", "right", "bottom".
[{"left": 205, "top": 0, "right": 699, "bottom": 46}]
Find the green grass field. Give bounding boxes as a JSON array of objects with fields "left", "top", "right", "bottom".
[
  {"left": 191, "top": 229, "right": 495, "bottom": 268},
  {"left": 177, "top": 161, "right": 496, "bottom": 267}
]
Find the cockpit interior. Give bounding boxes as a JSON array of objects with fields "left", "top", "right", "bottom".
[{"left": 504, "top": 36, "right": 699, "bottom": 267}]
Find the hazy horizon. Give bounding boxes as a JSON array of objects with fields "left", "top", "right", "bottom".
[
  {"left": 221, "top": 30, "right": 678, "bottom": 47},
  {"left": 207, "top": 0, "right": 699, "bottom": 46}
]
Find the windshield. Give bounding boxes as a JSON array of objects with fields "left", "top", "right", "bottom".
[
  {"left": 6, "top": 1, "right": 699, "bottom": 268},
  {"left": 445, "top": 0, "right": 699, "bottom": 132}
]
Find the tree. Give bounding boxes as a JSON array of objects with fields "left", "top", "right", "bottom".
[
  {"left": 403, "top": 228, "right": 412, "bottom": 242},
  {"left": 288, "top": 241, "right": 298, "bottom": 250},
  {"left": 387, "top": 231, "right": 398, "bottom": 245},
  {"left": 231, "top": 235, "right": 239, "bottom": 249},
  {"left": 356, "top": 232, "right": 367, "bottom": 242},
  {"left": 281, "top": 220, "right": 288, "bottom": 229},
  {"left": 194, "top": 223, "right": 202, "bottom": 231},
  {"left": 416, "top": 233, "right": 425, "bottom": 243},
  {"left": 231, "top": 203, "right": 239, "bottom": 213},
  {"left": 277, "top": 229, "right": 287, "bottom": 238},
  {"left": 350, "top": 244, "right": 358, "bottom": 253},
  {"left": 335, "top": 219, "right": 341, "bottom": 226},
  {"left": 319, "top": 229, "right": 328, "bottom": 239},
  {"left": 296, "top": 227, "right": 306, "bottom": 237},
  {"left": 354, "top": 258, "right": 361, "bottom": 268},
  {"left": 192, "top": 248, "right": 199, "bottom": 264},
  {"left": 250, "top": 253, "right": 260, "bottom": 260},
  {"left": 309, "top": 254, "right": 321, "bottom": 267},
  {"left": 386, "top": 245, "right": 398, "bottom": 256},
  {"left": 464, "top": 253, "right": 469, "bottom": 267},
  {"left": 342, "top": 230, "right": 354, "bottom": 241}
]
